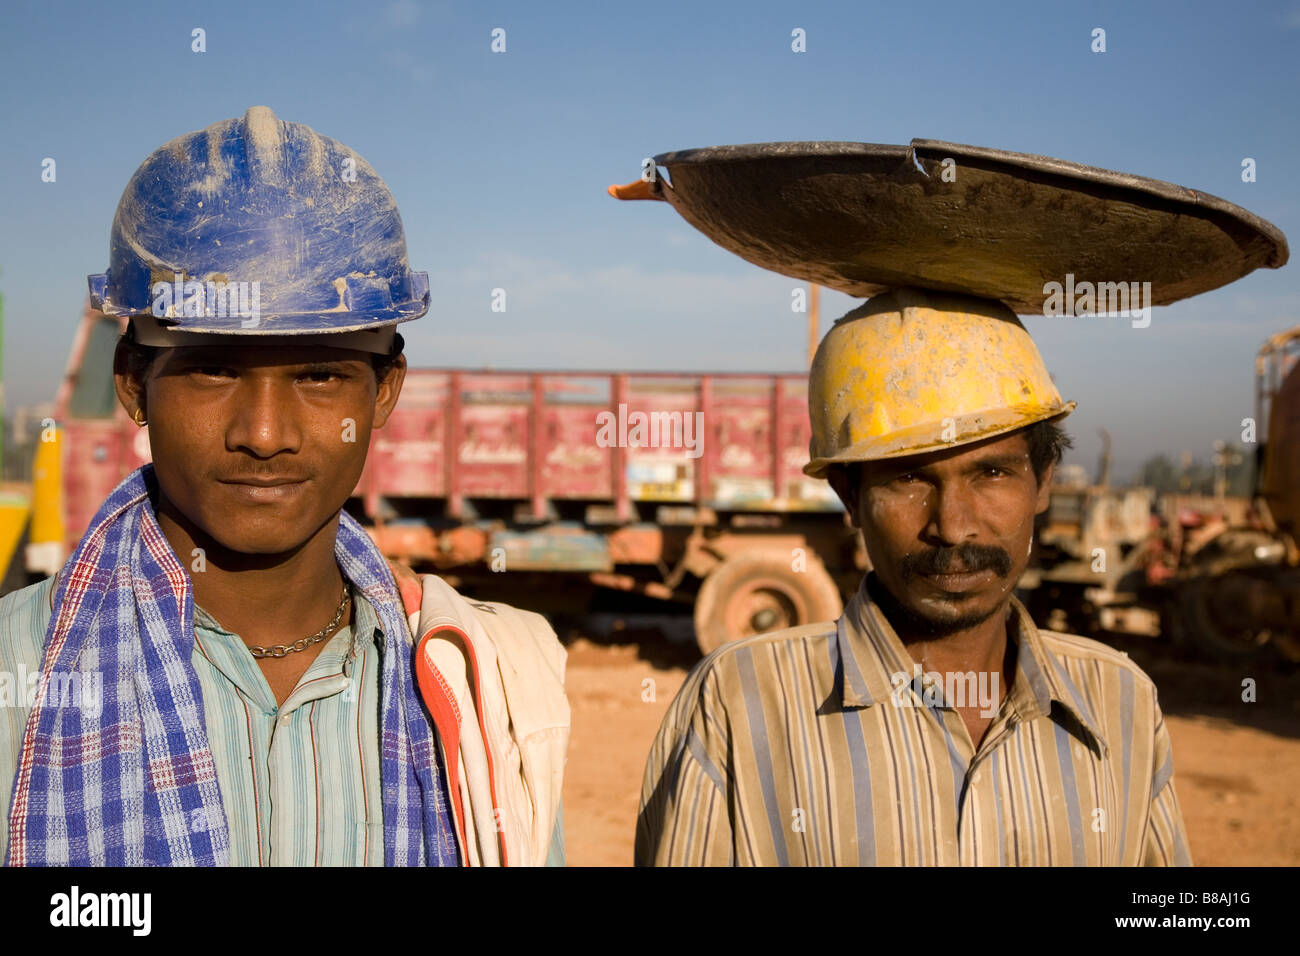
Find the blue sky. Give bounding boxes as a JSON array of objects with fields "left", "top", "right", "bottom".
[{"left": 1, "top": 0, "right": 1296, "bottom": 482}]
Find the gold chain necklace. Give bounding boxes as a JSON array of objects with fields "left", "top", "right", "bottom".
[{"left": 248, "top": 583, "right": 350, "bottom": 659}]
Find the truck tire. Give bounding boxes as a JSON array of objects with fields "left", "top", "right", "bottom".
[
  {"left": 694, "top": 549, "right": 843, "bottom": 655},
  {"left": 1172, "top": 573, "right": 1281, "bottom": 660}
]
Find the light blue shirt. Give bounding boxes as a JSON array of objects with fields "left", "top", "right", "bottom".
[{"left": 0, "top": 576, "right": 564, "bottom": 866}]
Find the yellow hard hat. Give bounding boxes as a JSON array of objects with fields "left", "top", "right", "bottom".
[{"left": 805, "top": 287, "right": 1074, "bottom": 478}]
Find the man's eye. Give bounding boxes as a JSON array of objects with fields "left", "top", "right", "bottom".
[
  {"left": 301, "top": 370, "right": 344, "bottom": 384},
  {"left": 191, "top": 367, "right": 234, "bottom": 378}
]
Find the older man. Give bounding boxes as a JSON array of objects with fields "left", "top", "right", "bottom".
[
  {"left": 0, "top": 107, "right": 567, "bottom": 867},
  {"left": 637, "top": 288, "right": 1191, "bottom": 866}
]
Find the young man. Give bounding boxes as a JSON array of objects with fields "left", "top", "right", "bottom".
[
  {"left": 0, "top": 107, "right": 568, "bottom": 867},
  {"left": 637, "top": 289, "right": 1191, "bottom": 866}
]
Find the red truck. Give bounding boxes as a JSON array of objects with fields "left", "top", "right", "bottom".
[{"left": 23, "top": 306, "right": 861, "bottom": 653}]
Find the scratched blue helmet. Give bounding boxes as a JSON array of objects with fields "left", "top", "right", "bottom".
[{"left": 88, "top": 106, "right": 428, "bottom": 348}]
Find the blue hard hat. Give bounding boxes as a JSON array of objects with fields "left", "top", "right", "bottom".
[{"left": 88, "top": 106, "right": 429, "bottom": 335}]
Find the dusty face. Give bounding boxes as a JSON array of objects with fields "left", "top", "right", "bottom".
[
  {"left": 115, "top": 341, "right": 405, "bottom": 557},
  {"left": 829, "top": 430, "right": 1054, "bottom": 636}
]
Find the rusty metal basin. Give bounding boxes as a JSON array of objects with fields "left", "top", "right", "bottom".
[{"left": 620, "top": 139, "right": 1288, "bottom": 314}]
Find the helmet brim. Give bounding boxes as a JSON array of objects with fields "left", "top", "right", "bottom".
[{"left": 804, "top": 401, "right": 1075, "bottom": 479}]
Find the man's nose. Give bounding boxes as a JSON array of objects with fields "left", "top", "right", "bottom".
[
  {"left": 923, "top": 480, "right": 981, "bottom": 545},
  {"left": 225, "top": 379, "right": 302, "bottom": 458}
]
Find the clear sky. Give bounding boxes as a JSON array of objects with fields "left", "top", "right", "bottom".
[{"left": 1, "top": 0, "right": 1296, "bottom": 483}]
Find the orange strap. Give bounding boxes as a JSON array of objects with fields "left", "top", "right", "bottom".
[{"left": 391, "top": 559, "right": 509, "bottom": 866}]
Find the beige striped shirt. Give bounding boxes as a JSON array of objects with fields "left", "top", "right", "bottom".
[{"left": 637, "top": 577, "right": 1191, "bottom": 866}]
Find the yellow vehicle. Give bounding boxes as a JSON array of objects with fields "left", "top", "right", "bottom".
[
  {"left": 3, "top": 302, "right": 130, "bottom": 588},
  {"left": 0, "top": 288, "right": 32, "bottom": 581}
]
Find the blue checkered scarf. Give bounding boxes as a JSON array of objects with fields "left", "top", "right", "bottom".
[{"left": 5, "top": 465, "right": 459, "bottom": 866}]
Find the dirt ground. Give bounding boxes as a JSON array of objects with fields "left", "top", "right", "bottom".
[{"left": 559, "top": 619, "right": 1300, "bottom": 867}]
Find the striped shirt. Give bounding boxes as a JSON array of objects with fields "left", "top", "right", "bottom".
[
  {"left": 189, "top": 584, "right": 387, "bottom": 866},
  {"left": 637, "top": 576, "right": 1191, "bottom": 866},
  {"left": 1, "top": 576, "right": 565, "bottom": 866}
]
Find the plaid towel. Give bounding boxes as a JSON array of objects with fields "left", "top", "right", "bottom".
[{"left": 5, "top": 465, "right": 458, "bottom": 866}]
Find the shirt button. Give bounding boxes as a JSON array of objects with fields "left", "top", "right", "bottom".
[
  {"left": 279, "top": 714, "right": 291, "bottom": 726},
  {"left": 970, "top": 770, "right": 982, "bottom": 785}
]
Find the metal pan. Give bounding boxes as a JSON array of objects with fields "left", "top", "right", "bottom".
[{"left": 612, "top": 139, "right": 1288, "bottom": 314}]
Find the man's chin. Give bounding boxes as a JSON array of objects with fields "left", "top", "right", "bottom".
[
  {"left": 151, "top": 481, "right": 343, "bottom": 565},
  {"left": 903, "top": 600, "right": 1001, "bottom": 637},
  {"left": 198, "top": 534, "right": 313, "bottom": 560},
  {"left": 868, "top": 574, "right": 1003, "bottom": 638},
  {"left": 185, "top": 513, "right": 330, "bottom": 562}
]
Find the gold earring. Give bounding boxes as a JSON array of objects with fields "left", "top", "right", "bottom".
[{"left": 132, "top": 407, "right": 147, "bottom": 427}]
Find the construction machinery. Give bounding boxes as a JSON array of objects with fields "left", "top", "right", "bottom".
[
  {"left": 1165, "top": 326, "right": 1300, "bottom": 659},
  {"left": 1022, "top": 329, "right": 1300, "bottom": 661}
]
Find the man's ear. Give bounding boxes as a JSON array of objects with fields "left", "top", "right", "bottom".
[
  {"left": 113, "top": 339, "right": 148, "bottom": 422},
  {"left": 1034, "top": 461, "right": 1056, "bottom": 514},
  {"left": 826, "top": 465, "right": 862, "bottom": 528},
  {"left": 372, "top": 354, "right": 407, "bottom": 429}
]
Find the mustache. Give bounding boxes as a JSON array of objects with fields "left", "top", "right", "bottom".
[{"left": 899, "top": 542, "right": 1013, "bottom": 580}]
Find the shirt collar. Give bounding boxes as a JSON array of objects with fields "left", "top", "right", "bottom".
[
  {"left": 837, "top": 574, "right": 1109, "bottom": 756},
  {"left": 348, "top": 586, "right": 383, "bottom": 665}
]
